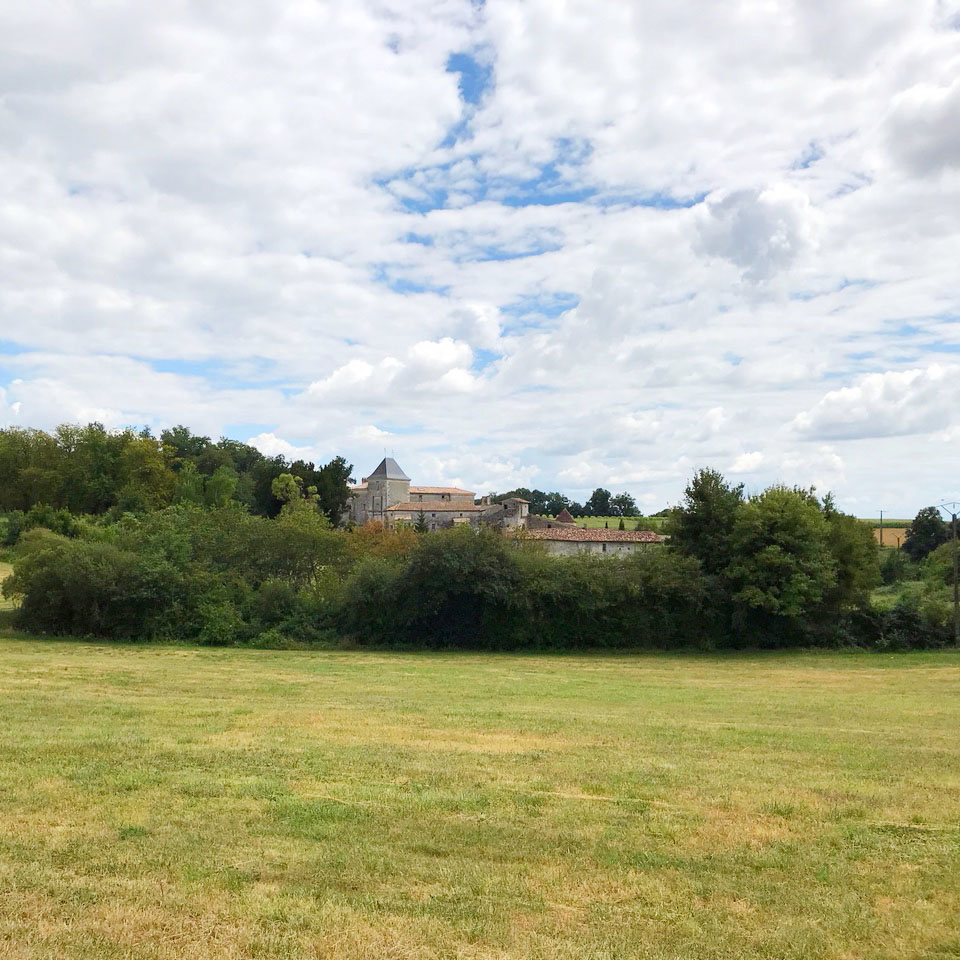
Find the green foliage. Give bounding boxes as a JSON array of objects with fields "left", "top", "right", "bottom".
[
  {"left": 5, "top": 503, "right": 350, "bottom": 642},
  {"left": 822, "top": 502, "right": 881, "bottom": 612},
  {"left": 610, "top": 492, "right": 638, "bottom": 517},
  {"left": 337, "top": 527, "right": 707, "bottom": 650},
  {"left": 0, "top": 422, "right": 352, "bottom": 525},
  {"left": 903, "top": 506, "right": 948, "bottom": 561},
  {"left": 668, "top": 476, "right": 887, "bottom": 644},
  {"left": 880, "top": 547, "right": 914, "bottom": 585},
  {"left": 586, "top": 488, "right": 612, "bottom": 517},
  {"left": 666, "top": 468, "right": 744, "bottom": 577},
  {"left": 923, "top": 540, "right": 957, "bottom": 587},
  {"left": 0, "top": 447, "right": 945, "bottom": 651},
  {"left": 271, "top": 472, "right": 305, "bottom": 504},
  {"left": 1, "top": 504, "right": 80, "bottom": 546},
  {"left": 727, "top": 486, "right": 836, "bottom": 621}
]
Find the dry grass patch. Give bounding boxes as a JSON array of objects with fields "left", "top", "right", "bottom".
[{"left": 0, "top": 639, "right": 958, "bottom": 959}]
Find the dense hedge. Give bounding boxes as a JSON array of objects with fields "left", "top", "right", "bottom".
[
  {"left": 339, "top": 530, "right": 706, "bottom": 649},
  {"left": 3, "top": 513, "right": 953, "bottom": 650}
]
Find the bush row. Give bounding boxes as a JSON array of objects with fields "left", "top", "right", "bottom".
[{"left": 2, "top": 506, "right": 953, "bottom": 650}]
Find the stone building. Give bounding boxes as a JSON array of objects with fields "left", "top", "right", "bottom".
[
  {"left": 521, "top": 527, "right": 666, "bottom": 556},
  {"left": 347, "top": 457, "right": 667, "bottom": 553},
  {"left": 347, "top": 458, "right": 479, "bottom": 530}
]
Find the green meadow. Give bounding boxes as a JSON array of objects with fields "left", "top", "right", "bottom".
[
  {"left": 570, "top": 516, "right": 667, "bottom": 531},
  {"left": 0, "top": 638, "right": 958, "bottom": 959}
]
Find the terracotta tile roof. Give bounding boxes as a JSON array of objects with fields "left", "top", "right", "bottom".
[
  {"left": 408, "top": 485, "right": 476, "bottom": 495},
  {"left": 554, "top": 508, "right": 574, "bottom": 523},
  {"left": 386, "top": 500, "right": 486, "bottom": 513},
  {"left": 522, "top": 527, "right": 666, "bottom": 543},
  {"left": 349, "top": 483, "right": 368, "bottom": 491}
]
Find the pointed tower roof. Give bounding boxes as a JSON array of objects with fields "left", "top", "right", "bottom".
[
  {"left": 369, "top": 457, "right": 410, "bottom": 481},
  {"left": 555, "top": 508, "right": 575, "bottom": 524}
]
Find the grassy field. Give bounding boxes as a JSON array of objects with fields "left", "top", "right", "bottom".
[
  {"left": 0, "top": 561, "right": 14, "bottom": 619},
  {"left": 576, "top": 516, "right": 667, "bottom": 531},
  {"left": 0, "top": 640, "right": 958, "bottom": 959}
]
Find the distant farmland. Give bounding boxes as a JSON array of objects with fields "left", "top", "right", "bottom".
[{"left": 568, "top": 516, "right": 667, "bottom": 531}]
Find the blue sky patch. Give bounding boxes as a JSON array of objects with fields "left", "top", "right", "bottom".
[
  {"left": 379, "top": 422, "right": 425, "bottom": 436},
  {"left": 595, "top": 190, "right": 707, "bottom": 210},
  {"left": 472, "top": 348, "right": 500, "bottom": 371},
  {"left": 501, "top": 291, "right": 580, "bottom": 319},
  {"left": 371, "top": 263, "right": 450, "bottom": 296},
  {"left": 446, "top": 52, "right": 493, "bottom": 106},
  {"left": 793, "top": 141, "right": 824, "bottom": 170}
]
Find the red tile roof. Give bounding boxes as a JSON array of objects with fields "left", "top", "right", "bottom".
[
  {"left": 408, "top": 486, "right": 476, "bottom": 495},
  {"left": 523, "top": 527, "right": 666, "bottom": 543},
  {"left": 386, "top": 500, "right": 486, "bottom": 513}
]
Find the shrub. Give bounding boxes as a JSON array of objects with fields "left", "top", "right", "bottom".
[{"left": 5, "top": 530, "right": 186, "bottom": 640}]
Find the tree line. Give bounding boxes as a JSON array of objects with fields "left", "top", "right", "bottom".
[
  {"left": 487, "top": 487, "right": 643, "bottom": 518},
  {"left": 0, "top": 423, "right": 353, "bottom": 543},
  {"left": 2, "top": 458, "right": 954, "bottom": 650}
]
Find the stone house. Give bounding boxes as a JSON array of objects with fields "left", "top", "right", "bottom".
[
  {"left": 348, "top": 458, "right": 480, "bottom": 531},
  {"left": 347, "top": 458, "right": 666, "bottom": 552},
  {"left": 521, "top": 527, "right": 666, "bottom": 556}
]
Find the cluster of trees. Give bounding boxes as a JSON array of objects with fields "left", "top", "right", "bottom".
[
  {"left": 2, "top": 461, "right": 952, "bottom": 650},
  {"left": 0, "top": 423, "right": 353, "bottom": 538},
  {"left": 902, "top": 507, "right": 955, "bottom": 562},
  {"left": 490, "top": 487, "right": 640, "bottom": 518},
  {"left": 665, "top": 470, "right": 882, "bottom": 638}
]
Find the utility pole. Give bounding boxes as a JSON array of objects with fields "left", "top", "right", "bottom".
[
  {"left": 879, "top": 509, "right": 883, "bottom": 547},
  {"left": 937, "top": 501, "right": 960, "bottom": 646}
]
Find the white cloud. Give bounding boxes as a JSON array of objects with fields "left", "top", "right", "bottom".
[
  {"left": 887, "top": 79, "right": 960, "bottom": 176},
  {"left": 780, "top": 446, "right": 845, "bottom": 493},
  {"left": 729, "top": 451, "right": 766, "bottom": 474},
  {"left": 307, "top": 338, "right": 477, "bottom": 402},
  {"left": 2, "top": 0, "right": 960, "bottom": 515},
  {"left": 247, "top": 432, "right": 317, "bottom": 461},
  {"left": 696, "top": 186, "right": 814, "bottom": 282},
  {"left": 352, "top": 424, "right": 393, "bottom": 443},
  {"left": 792, "top": 365, "right": 958, "bottom": 440}
]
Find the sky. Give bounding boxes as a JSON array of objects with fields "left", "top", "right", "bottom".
[{"left": 1, "top": 0, "right": 959, "bottom": 515}]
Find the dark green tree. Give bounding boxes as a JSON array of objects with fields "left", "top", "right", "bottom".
[
  {"left": 315, "top": 456, "right": 354, "bottom": 525},
  {"left": 725, "top": 486, "right": 836, "bottom": 623},
  {"left": 666, "top": 468, "right": 744, "bottom": 577},
  {"left": 903, "top": 507, "right": 948, "bottom": 561},
  {"left": 586, "top": 488, "right": 612, "bottom": 517},
  {"left": 821, "top": 495, "right": 881, "bottom": 612}
]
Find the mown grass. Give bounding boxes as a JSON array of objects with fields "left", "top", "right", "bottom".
[
  {"left": 574, "top": 516, "right": 667, "bottom": 531},
  {"left": 0, "top": 638, "right": 958, "bottom": 959},
  {"left": 0, "top": 562, "right": 15, "bottom": 630}
]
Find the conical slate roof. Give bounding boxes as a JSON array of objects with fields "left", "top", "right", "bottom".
[{"left": 369, "top": 457, "right": 410, "bottom": 481}]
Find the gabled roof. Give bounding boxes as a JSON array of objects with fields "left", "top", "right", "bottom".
[
  {"left": 368, "top": 457, "right": 410, "bottom": 481},
  {"left": 523, "top": 528, "right": 666, "bottom": 543},
  {"left": 409, "top": 485, "right": 475, "bottom": 495},
  {"left": 387, "top": 500, "right": 486, "bottom": 513}
]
